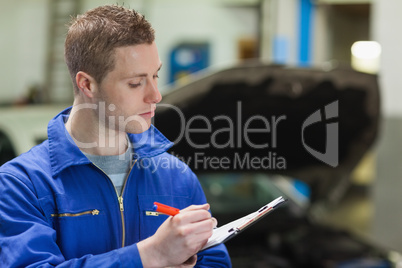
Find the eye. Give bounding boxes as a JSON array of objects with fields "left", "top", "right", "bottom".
[
  {"left": 128, "top": 83, "right": 141, "bottom": 88},
  {"left": 128, "top": 78, "right": 145, "bottom": 88},
  {"left": 153, "top": 74, "right": 159, "bottom": 79}
]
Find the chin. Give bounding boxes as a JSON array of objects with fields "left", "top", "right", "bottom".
[{"left": 125, "top": 122, "right": 152, "bottom": 134}]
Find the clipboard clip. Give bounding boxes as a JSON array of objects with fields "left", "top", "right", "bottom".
[{"left": 228, "top": 228, "right": 238, "bottom": 234}]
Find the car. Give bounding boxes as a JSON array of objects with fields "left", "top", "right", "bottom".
[
  {"left": 153, "top": 61, "right": 398, "bottom": 267},
  {"left": 0, "top": 104, "right": 68, "bottom": 166}
]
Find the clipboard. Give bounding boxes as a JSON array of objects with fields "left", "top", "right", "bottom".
[{"left": 201, "top": 196, "right": 286, "bottom": 251}]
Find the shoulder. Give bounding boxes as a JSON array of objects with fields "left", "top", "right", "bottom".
[{"left": 0, "top": 141, "right": 51, "bottom": 188}]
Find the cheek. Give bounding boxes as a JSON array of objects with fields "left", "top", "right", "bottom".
[
  {"left": 101, "top": 85, "right": 145, "bottom": 114},
  {"left": 104, "top": 94, "right": 132, "bottom": 113},
  {"left": 120, "top": 92, "right": 145, "bottom": 110}
]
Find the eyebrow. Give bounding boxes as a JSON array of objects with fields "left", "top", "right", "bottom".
[{"left": 133, "top": 63, "right": 163, "bottom": 78}]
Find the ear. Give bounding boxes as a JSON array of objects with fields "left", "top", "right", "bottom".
[{"left": 75, "top": 71, "right": 97, "bottom": 98}]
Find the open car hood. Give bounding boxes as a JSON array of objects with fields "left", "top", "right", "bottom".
[{"left": 154, "top": 61, "right": 380, "bottom": 204}]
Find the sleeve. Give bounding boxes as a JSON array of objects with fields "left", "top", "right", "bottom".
[
  {"left": 196, "top": 244, "right": 232, "bottom": 268},
  {"left": 187, "top": 171, "right": 232, "bottom": 268},
  {"left": 0, "top": 172, "right": 144, "bottom": 268}
]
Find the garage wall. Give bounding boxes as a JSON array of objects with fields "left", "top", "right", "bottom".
[
  {"left": 0, "top": 0, "right": 48, "bottom": 104},
  {"left": 372, "top": 0, "right": 402, "bottom": 117},
  {"left": 0, "top": 0, "right": 258, "bottom": 103},
  {"left": 0, "top": 0, "right": 320, "bottom": 103},
  {"left": 148, "top": 0, "right": 258, "bottom": 91},
  {"left": 371, "top": 0, "right": 402, "bottom": 253}
]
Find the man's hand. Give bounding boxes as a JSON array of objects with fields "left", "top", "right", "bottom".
[
  {"left": 137, "top": 204, "right": 217, "bottom": 268},
  {"left": 166, "top": 255, "right": 197, "bottom": 268}
]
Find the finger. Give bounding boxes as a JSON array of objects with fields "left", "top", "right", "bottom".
[
  {"left": 191, "top": 232, "right": 212, "bottom": 251},
  {"left": 211, "top": 217, "right": 217, "bottom": 228},
  {"left": 182, "top": 255, "right": 197, "bottom": 266},
  {"left": 187, "top": 217, "right": 216, "bottom": 235},
  {"left": 180, "top": 203, "right": 210, "bottom": 212},
  {"left": 173, "top": 209, "right": 212, "bottom": 225},
  {"left": 172, "top": 217, "right": 215, "bottom": 240}
]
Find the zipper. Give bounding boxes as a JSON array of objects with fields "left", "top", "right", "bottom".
[
  {"left": 118, "top": 158, "right": 136, "bottom": 247},
  {"left": 51, "top": 209, "right": 99, "bottom": 217},
  {"left": 118, "top": 195, "right": 126, "bottom": 247},
  {"left": 92, "top": 158, "right": 137, "bottom": 248}
]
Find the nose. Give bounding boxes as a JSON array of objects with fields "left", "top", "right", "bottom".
[{"left": 145, "top": 78, "right": 162, "bottom": 104}]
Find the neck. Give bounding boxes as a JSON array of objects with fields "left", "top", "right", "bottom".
[{"left": 65, "top": 99, "right": 128, "bottom": 156}]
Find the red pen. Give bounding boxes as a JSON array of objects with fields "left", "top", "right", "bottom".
[{"left": 153, "top": 202, "right": 180, "bottom": 216}]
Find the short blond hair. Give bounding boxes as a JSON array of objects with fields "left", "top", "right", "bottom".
[{"left": 65, "top": 5, "right": 155, "bottom": 92}]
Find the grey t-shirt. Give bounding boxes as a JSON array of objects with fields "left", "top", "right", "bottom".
[{"left": 83, "top": 145, "right": 133, "bottom": 196}]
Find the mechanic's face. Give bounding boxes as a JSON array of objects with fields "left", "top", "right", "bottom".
[{"left": 96, "top": 42, "right": 162, "bottom": 134}]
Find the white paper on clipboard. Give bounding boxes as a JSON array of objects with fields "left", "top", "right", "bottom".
[{"left": 201, "top": 196, "right": 286, "bottom": 251}]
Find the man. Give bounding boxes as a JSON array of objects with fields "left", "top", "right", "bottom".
[{"left": 0, "top": 5, "right": 231, "bottom": 267}]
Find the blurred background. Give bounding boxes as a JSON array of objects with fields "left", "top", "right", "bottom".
[{"left": 1, "top": 0, "right": 402, "bottom": 264}]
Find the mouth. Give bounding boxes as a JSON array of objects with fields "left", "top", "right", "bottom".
[{"left": 138, "top": 109, "right": 155, "bottom": 118}]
